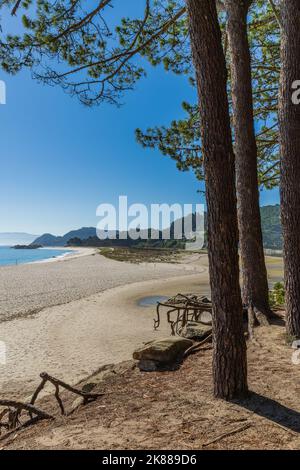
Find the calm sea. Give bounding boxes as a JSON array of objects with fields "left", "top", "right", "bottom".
[{"left": 0, "top": 246, "right": 72, "bottom": 266}]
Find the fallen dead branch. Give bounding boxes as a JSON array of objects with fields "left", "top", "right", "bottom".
[
  {"left": 30, "top": 372, "right": 104, "bottom": 415},
  {"left": 0, "top": 400, "right": 53, "bottom": 425},
  {"left": 202, "top": 423, "right": 252, "bottom": 447},
  {"left": 0, "top": 399, "right": 54, "bottom": 441},
  {"left": 0, "top": 371, "right": 104, "bottom": 441}
]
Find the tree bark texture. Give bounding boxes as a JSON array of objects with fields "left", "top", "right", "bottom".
[
  {"left": 226, "top": 0, "right": 271, "bottom": 320},
  {"left": 186, "top": 0, "right": 248, "bottom": 399},
  {"left": 279, "top": 0, "right": 300, "bottom": 338}
]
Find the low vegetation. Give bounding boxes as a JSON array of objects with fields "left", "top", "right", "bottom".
[
  {"left": 99, "top": 247, "right": 186, "bottom": 264},
  {"left": 269, "top": 282, "right": 285, "bottom": 308}
]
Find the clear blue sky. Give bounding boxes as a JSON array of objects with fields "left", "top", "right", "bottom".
[{"left": 0, "top": 3, "right": 279, "bottom": 236}]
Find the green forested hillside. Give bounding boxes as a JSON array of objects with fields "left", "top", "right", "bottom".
[
  {"left": 260, "top": 205, "right": 282, "bottom": 250},
  {"left": 32, "top": 205, "right": 282, "bottom": 250}
]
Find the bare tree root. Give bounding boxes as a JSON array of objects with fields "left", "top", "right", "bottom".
[
  {"left": 183, "top": 334, "right": 213, "bottom": 359},
  {"left": 247, "top": 302, "right": 284, "bottom": 340},
  {"left": 247, "top": 303, "right": 270, "bottom": 338},
  {"left": 254, "top": 307, "right": 271, "bottom": 326},
  {"left": 155, "top": 294, "right": 212, "bottom": 335}
]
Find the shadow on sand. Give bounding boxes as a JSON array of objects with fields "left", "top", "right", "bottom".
[{"left": 235, "top": 391, "right": 300, "bottom": 433}]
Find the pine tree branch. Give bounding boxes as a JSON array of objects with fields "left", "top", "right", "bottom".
[
  {"left": 11, "top": 0, "right": 22, "bottom": 16},
  {"left": 55, "top": 6, "right": 186, "bottom": 80},
  {"left": 268, "top": 0, "right": 282, "bottom": 29}
]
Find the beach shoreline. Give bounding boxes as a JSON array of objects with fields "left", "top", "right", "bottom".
[
  {"left": 29, "top": 246, "right": 97, "bottom": 264},
  {"left": 0, "top": 245, "right": 95, "bottom": 269}
]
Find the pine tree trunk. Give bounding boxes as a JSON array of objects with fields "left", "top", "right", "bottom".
[
  {"left": 186, "top": 0, "right": 248, "bottom": 399},
  {"left": 226, "top": 0, "right": 271, "bottom": 322},
  {"left": 279, "top": 0, "right": 300, "bottom": 339}
]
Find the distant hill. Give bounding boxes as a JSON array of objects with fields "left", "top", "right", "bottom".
[
  {"left": 32, "top": 215, "right": 203, "bottom": 248},
  {"left": 0, "top": 232, "right": 39, "bottom": 246},
  {"left": 33, "top": 227, "right": 97, "bottom": 246},
  {"left": 32, "top": 205, "right": 282, "bottom": 250}
]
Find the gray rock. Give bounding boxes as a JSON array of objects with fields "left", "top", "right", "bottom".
[
  {"left": 180, "top": 322, "right": 212, "bottom": 341},
  {"left": 133, "top": 337, "right": 193, "bottom": 364}
]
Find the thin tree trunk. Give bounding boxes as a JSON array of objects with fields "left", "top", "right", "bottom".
[
  {"left": 186, "top": 0, "right": 248, "bottom": 399},
  {"left": 279, "top": 0, "right": 300, "bottom": 339},
  {"left": 225, "top": 0, "right": 271, "bottom": 323}
]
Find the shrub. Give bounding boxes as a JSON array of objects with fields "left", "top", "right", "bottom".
[{"left": 269, "top": 281, "right": 285, "bottom": 307}]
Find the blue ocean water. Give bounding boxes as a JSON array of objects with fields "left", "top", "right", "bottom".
[{"left": 0, "top": 246, "right": 72, "bottom": 266}]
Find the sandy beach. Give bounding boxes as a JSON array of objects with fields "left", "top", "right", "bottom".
[
  {"left": 0, "top": 249, "right": 209, "bottom": 398},
  {"left": 0, "top": 249, "right": 283, "bottom": 399}
]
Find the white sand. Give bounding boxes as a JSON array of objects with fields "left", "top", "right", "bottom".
[
  {"left": 0, "top": 251, "right": 209, "bottom": 398},
  {"left": 0, "top": 248, "right": 201, "bottom": 322}
]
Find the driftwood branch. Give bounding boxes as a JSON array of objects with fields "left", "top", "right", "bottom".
[
  {"left": 30, "top": 376, "right": 47, "bottom": 407},
  {"left": 30, "top": 372, "right": 104, "bottom": 415},
  {"left": 0, "top": 371, "right": 104, "bottom": 442},
  {"left": 0, "top": 400, "right": 53, "bottom": 421},
  {"left": 0, "top": 399, "right": 54, "bottom": 441},
  {"left": 55, "top": 384, "right": 65, "bottom": 415}
]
